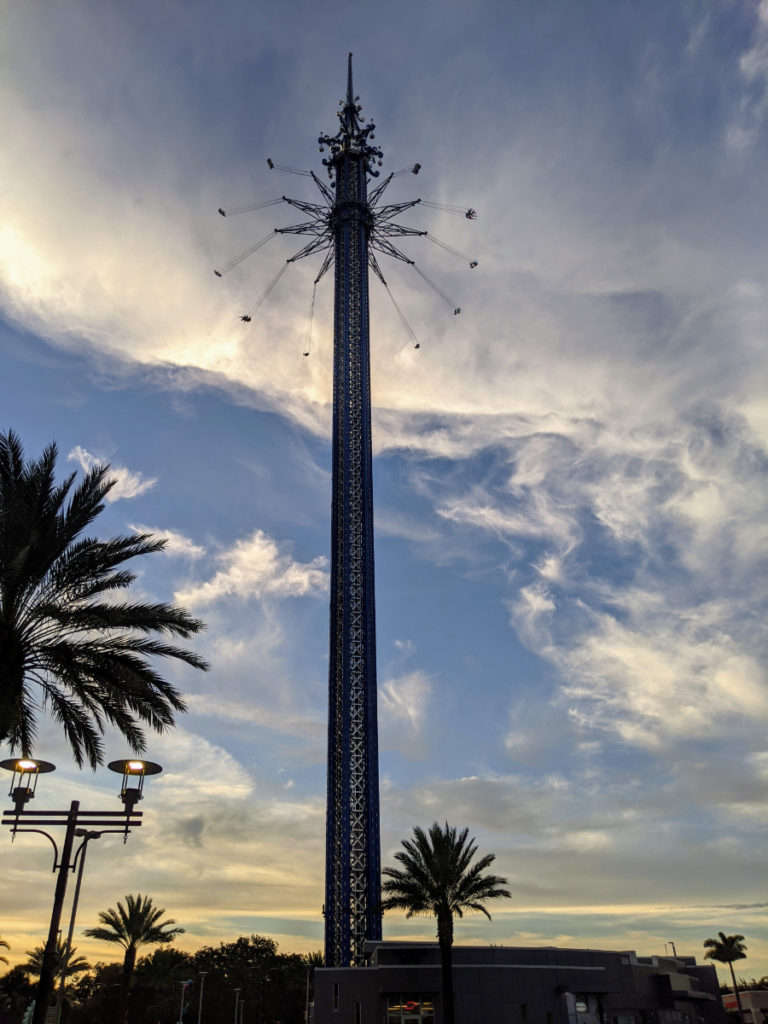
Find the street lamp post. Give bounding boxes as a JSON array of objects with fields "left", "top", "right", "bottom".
[
  {"left": 197, "top": 972, "right": 208, "bottom": 1024},
  {"left": 54, "top": 827, "right": 102, "bottom": 1024},
  {"left": 259, "top": 975, "right": 270, "bottom": 1024},
  {"left": 233, "top": 988, "right": 241, "bottom": 1024},
  {"left": 178, "top": 979, "right": 193, "bottom": 1024},
  {"left": 0, "top": 757, "right": 163, "bottom": 1024}
]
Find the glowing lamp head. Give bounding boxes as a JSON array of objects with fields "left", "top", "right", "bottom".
[
  {"left": 0, "top": 757, "right": 56, "bottom": 811},
  {"left": 107, "top": 759, "right": 162, "bottom": 810}
]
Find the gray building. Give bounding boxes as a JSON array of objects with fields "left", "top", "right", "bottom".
[
  {"left": 722, "top": 990, "right": 768, "bottom": 1024},
  {"left": 312, "top": 941, "right": 725, "bottom": 1024}
]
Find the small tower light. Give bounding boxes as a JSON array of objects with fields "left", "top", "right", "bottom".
[
  {"left": 0, "top": 757, "right": 56, "bottom": 813},
  {"left": 107, "top": 759, "right": 163, "bottom": 811}
]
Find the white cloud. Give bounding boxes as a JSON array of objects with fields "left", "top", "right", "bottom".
[
  {"left": 419, "top": 388, "right": 768, "bottom": 756},
  {"left": 564, "top": 830, "right": 611, "bottom": 853},
  {"left": 185, "top": 693, "right": 324, "bottom": 742},
  {"left": 560, "top": 604, "right": 768, "bottom": 749},
  {"left": 507, "top": 583, "right": 556, "bottom": 653},
  {"left": 130, "top": 524, "right": 206, "bottom": 558},
  {"left": 380, "top": 670, "right": 432, "bottom": 734},
  {"left": 67, "top": 445, "right": 156, "bottom": 501},
  {"left": 149, "top": 728, "right": 256, "bottom": 805},
  {"left": 726, "top": 0, "right": 768, "bottom": 148},
  {"left": 174, "top": 529, "right": 328, "bottom": 607}
]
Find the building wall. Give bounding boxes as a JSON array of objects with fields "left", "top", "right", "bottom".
[
  {"left": 722, "top": 991, "right": 768, "bottom": 1024},
  {"left": 313, "top": 944, "right": 727, "bottom": 1024}
]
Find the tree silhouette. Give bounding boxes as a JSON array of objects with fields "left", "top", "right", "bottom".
[
  {"left": 704, "top": 933, "right": 748, "bottom": 1018},
  {"left": 85, "top": 893, "right": 184, "bottom": 1002},
  {"left": 382, "top": 822, "right": 510, "bottom": 1024},
  {"left": 0, "top": 429, "right": 208, "bottom": 767},
  {"left": 24, "top": 940, "right": 90, "bottom": 982}
]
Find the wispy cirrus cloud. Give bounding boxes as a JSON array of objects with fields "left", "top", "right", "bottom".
[
  {"left": 130, "top": 524, "right": 206, "bottom": 558},
  {"left": 380, "top": 670, "right": 432, "bottom": 735},
  {"left": 559, "top": 602, "right": 768, "bottom": 749},
  {"left": 185, "top": 693, "right": 325, "bottom": 742},
  {"left": 726, "top": 0, "right": 768, "bottom": 148},
  {"left": 67, "top": 445, "right": 156, "bottom": 501}
]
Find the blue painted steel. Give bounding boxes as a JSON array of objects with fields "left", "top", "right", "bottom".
[
  {"left": 217, "top": 54, "right": 472, "bottom": 968},
  {"left": 322, "top": 56, "right": 383, "bottom": 968}
]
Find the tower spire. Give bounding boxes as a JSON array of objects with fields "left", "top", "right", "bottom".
[
  {"left": 345, "top": 51, "right": 354, "bottom": 127},
  {"left": 321, "top": 54, "right": 382, "bottom": 179}
]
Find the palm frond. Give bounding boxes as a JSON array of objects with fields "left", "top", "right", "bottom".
[
  {"left": 0, "top": 430, "right": 208, "bottom": 764},
  {"left": 381, "top": 821, "right": 511, "bottom": 921}
]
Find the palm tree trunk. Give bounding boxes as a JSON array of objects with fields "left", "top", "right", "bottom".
[
  {"left": 728, "top": 961, "right": 744, "bottom": 1019},
  {"left": 437, "top": 910, "right": 455, "bottom": 1024},
  {"left": 120, "top": 945, "right": 137, "bottom": 1024}
]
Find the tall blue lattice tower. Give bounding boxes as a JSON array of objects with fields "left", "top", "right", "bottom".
[
  {"left": 322, "top": 55, "right": 383, "bottom": 969},
  {"left": 216, "top": 54, "right": 476, "bottom": 969}
]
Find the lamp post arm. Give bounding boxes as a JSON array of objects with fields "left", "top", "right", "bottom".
[
  {"left": 1, "top": 827, "right": 60, "bottom": 865},
  {"left": 32, "top": 801, "right": 79, "bottom": 1024}
]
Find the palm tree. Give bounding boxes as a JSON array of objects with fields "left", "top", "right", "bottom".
[
  {"left": 303, "top": 950, "right": 324, "bottom": 1006},
  {"left": 0, "top": 429, "right": 209, "bottom": 768},
  {"left": 0, "top": 936, "right": 9, "bottom": 965},
  {"left": 84, "top": 893, "right": 184, "bottom": 995},
  {"left": 24, "top": 940, "right": 90, "bottom": 982},
  {"left": 134, "top": 946, "right": 193, "bottom": 990},
  {"left": 381, "top": 822, "right": 511, "bottom": 1024},
  {"left": 704, "top": 932, "right": 747, "bottom": 1017}
]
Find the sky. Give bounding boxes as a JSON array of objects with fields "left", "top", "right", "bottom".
[{"left": 1, "top": 0, "right": 767, "bottom": 985}]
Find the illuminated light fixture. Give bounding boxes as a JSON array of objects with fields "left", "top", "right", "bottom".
[
  {"left": 107, "top": 759, "right": 163, "bottom": 811},
  {"left": 0, "top": 757, "right": 56, "bottom": 812}
]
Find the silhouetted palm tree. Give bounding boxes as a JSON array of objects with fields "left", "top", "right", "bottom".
[
  {"left": 381, "top": 822, "right": 511, "bottom": 1024},
  {"left": 134, "top": 946, "right": 193, "bottom": 990},
  {"left": 85, "top": 894, "right": 184, "bottom": 996},
  {"left": 0, "top": 937, "right": 9, "bottom": 965},
  {"left": 24, "top": 939, "right": 90, "bottom": 982},
  {"left": 0, "top": 429, "right": 209, "bottom": 767},
  {"left": 303, "top": 950, "right": 324, "bottom": 1003},
  {"left": 704, "top": 932, "right": 747, "bottom": 1017}
]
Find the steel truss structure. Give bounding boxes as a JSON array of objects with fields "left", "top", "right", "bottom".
[
  {"left": 322, "top": 56, "right": 384, "bottom": 970},
  {"left": 216, "top": 54, "right": 476, "bottom": 969}
]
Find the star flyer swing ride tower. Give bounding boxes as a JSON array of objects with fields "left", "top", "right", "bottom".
[{"left": 216, "top": 55, "right": 476, "bottom": 968}]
